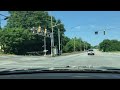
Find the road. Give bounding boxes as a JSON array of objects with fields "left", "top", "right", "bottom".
[{"left": 0, "top": 49, "right": 120, "bottom": 70}]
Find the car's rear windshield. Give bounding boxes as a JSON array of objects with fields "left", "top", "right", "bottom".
[{"left": 89, "top": 50, "right": 93, "bottom": 51}]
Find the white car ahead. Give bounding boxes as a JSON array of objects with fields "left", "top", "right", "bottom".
[{"left": 87, "top": 49, "right": 95, "bottom": 55}]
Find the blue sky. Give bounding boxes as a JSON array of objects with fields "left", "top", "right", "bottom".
[{"left": 1, "top": 11, "right": 120, "bottom": 46}]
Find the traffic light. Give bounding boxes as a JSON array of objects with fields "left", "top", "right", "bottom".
[
  {"left": 104, "top": 31, "right": 105, "bottom": 35},
  {"left": 4, "top": 17, "right": 9, "bottom": 20},
  {"left": 37, "top": 26, "right": 41, "bottom": 33},
  {"left": 44, "top": 28, "right": 47, "bottom": 34},
  {"left": 95, "top": 31, "right": 98, "bottom": 35}
]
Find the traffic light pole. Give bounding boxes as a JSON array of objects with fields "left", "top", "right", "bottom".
[{"left": 58, "top": 28, "right": 60, "bottom": 55}]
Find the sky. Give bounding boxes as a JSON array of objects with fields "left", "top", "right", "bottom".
[{"left": 1, "top": 11, "right": 120, "bottom": 46}]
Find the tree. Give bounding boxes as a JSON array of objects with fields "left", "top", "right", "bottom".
[
  {"left": 0, "top": 28, "right": 36, "bottom": 54},
  {"left": 64, "top": 39, "right": 74, "bottom": 52},
  {"left": 83, "top": 41, "right": 91, "bottom": 50},
  {"left": 92, "top": 45, "right": 99, "bottom": 49},
  {"left": 3, "top": 11, "right": 66, "bottom": 55},
  {"left": 99, "top": 39, "right": 120, "bottom": 52},
  {"left": 63, "top": 37, "right": 91, "bottom": 53},
  {"left": 5, "top": 11, "right": 65, "bottom": 35},
  {"left": 62, "top": 35, "right": 70, "bottom": 52}
]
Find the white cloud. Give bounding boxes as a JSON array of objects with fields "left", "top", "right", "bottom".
[
  {"left": 89, "top": 25, "right": 96, "bottom": 28},
  {"left": 74, "top": 26, "right": 81, "bottom": 29}
]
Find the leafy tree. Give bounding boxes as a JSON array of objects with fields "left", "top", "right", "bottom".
[
  {"left": 99, "top": 39, "right": 120, "bottom": 52},
  {"left": 63, "top": 37, "right": 91, "bottom": 53},
  {"left": 92, "top": 45, "right": 99, "bottom": 49},
  {"left": 62, "top": 35, "right": 70, "bottom": 52},
  {"left": 83, "top": 41, "right": 91, "bottom": 50},
  {"left": 5, "top": 11, "right": 66, "bottom": 36},
  {"left": 0, "top": 28, "right": 35, "bottom": 54},
  {"left": 3, "top": 11, "right": 66, "bottom": 55}
]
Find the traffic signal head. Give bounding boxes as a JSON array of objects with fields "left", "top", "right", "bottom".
[
  {"left": 4, "top": 17, "right": 9, "bottom": 20},
  {"left": 95, "top": 31, "right": 98, "bottom": 35},
  {"left": 44, "top": 28, "right": 47, "bottom": 34},
  {"left": 38, "top": 26, "right": 41, "bottom": 33},
  {"left": 104, "top": 31, "right": 105, "bottom": 35}
]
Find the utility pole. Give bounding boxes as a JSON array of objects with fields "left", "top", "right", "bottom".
[
  {"left": 44, "top": 28, "right": 47, "bottom": 56},
  {"left": 50, "top": 12, "right": 62, "bottom": 56},
  {"left": 61, "top": 34, "right": 63, "bottom": 54},
  {"left": 83, "top": 41, "right": 85, "bottom": 51},
  {"left": 58, "top": 28, "right": 60, "bottom": 55},
  {"left": 51, "top": 14, "right": 54, "bottom": 56},
  {"left": 84, "top": 42, "right": 86, "bottom": 51},
  {"left": 84, "top": 42, "right": 85, "bottom": 51},
  {"left": 80, "top": 40, "right": 81, "bottom": 51},
  {"left": 74, "top": 37, "right": 75, "bottom": 52},
  {"left": 86, "top": 44, "right": 87, "bottom": 50}
]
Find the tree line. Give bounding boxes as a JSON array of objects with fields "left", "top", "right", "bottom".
[
  {"left": 99, "top": 39, "right": 120, "bottom": 52},
  {"left": 63, "top": 37, "right": 91, "bottom": 53},
  {"left": 0, "top": 11, "right": 91, "bottom": 55}
]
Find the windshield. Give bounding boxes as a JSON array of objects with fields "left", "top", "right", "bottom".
[
  {"left": 88, "top": 50, "right": 93, "bottom": 51},
  {"left": 0, "top": 11, "right": 120, "bottom": 72}
]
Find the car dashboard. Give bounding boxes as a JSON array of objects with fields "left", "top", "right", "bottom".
[{"left": 0, "top": 72, "right": 120, "bottom": 79}]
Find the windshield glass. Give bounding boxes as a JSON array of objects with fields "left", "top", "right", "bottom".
[
  {"left": 0, "top": 11, "right": 120, "bottom": 72},
  {"left": 88, "top": 50, "right": 93, "bottom": 51}
]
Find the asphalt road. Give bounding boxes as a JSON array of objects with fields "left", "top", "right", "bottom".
[{"left": 0, "top": 49, "right": 120, "bottom": 70}]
